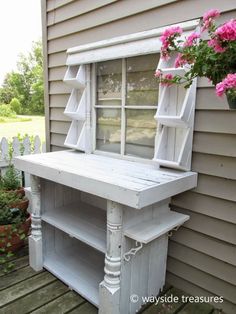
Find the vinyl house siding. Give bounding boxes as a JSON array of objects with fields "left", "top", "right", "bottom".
[{"left": 41, "top": 1, "right": 236, "bottom": 313}]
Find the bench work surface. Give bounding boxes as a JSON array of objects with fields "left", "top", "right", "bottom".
[{"left": 14, "top": 150, "right": 197, "bottom": 209}]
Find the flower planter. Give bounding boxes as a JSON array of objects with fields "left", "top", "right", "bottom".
[
  {"left": 0, "top": 216, "right": 31, "bottom": 252},
  {"left": 226, "top": 93, "right": 236, "bottom": 110},
  {"left": 10, "top": 198, "right": 29, "bottom": 212},
  {"left": 6, "top": 187, "right": 25, "bottom": 198}
]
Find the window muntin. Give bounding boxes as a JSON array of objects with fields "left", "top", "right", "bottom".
[{"left": 95, "top": 53, "right": 159, "bottom": 159}]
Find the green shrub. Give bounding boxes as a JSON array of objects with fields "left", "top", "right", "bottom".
[
  {"left": 0, "top": 105, "right": 16, "bottom": 118},
  {"left": 10, "top": 98, "right": 21, "bottom": 114},
  {"left": 0, "top": 165, "right": 21, "bottom": 190}
]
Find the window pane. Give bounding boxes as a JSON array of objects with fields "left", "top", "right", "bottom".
[
  {"left": 126, "top": 54, "right": 159, "bottom": 106},
  {"left": 125, "top": 109, "right": 156, "bottom": 159},
  {"left": 97, "top": 59, "right": 122, "bottom": 106},
  {"left": 96, "top": 108, "right": 121, "bottom": 153}
]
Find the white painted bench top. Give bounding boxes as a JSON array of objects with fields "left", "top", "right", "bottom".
[{"left": 14, "top": 150, "right": 197, "bottom": 209}]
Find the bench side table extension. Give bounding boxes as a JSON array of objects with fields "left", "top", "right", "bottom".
[{"left": 15, "top": 150, "right": 197, "bottom": 314}]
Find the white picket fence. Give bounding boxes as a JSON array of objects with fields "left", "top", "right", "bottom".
[{"left": 0, "top": 135, "right": 45, "bottom": 186}]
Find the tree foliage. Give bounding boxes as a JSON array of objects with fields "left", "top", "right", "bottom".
[{"left": 0, "top": 40, "right": 44, "bottom": 115}]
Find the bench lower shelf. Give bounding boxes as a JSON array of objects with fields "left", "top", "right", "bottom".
[{"left": 43, "top": 223, "right": 104, "bottom": 307}]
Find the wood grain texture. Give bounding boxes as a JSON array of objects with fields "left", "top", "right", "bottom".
[
  {"left": 0, "top": 272, "right": 56, "bottom": 307},
  {"left": 2, "top": 281, "right": 68, "bottom": 314},
  {"left": 30, "top": 291, "right": 85, "bottom": 314}
]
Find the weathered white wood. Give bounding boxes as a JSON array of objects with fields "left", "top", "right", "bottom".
[
  {"left": 12, "top": 137, "right": 20, "bottom": 157},
  {"left": 66, "top": 20, "right": 199, "bottom": 65},
  {"left": 14, "top": 151, "right": 197, "bottom": 209},
  {"left": 0, "top": 137, "right": 9, "bottom": 161},
  {"left": 42, "top": 202, "right": 106, "bottom": 252},
  {"left": 29, "top": 175, "right": 43, "bottom": 271},
  {"left": 63, "top": 64, "right": 86, "bottom": 88},
  {"left": 124, "top": 211, "right": 189, "bottom": 243},
  {"left": 155, "top": 69, "right": 195, "bottom": 127},
  {"left": 64, "top": 88, "right": 86, "bottom": 120},
  {"left": 99, "top": 201, "right": 123, "bottom": 314},
  {"left": 43, "top": 224, "right": 104, "bottom": 307},
  {"left": 34, "top": 135, "right": 41, "bottom": 154}
]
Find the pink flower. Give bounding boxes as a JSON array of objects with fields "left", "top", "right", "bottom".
[
  {"left": 208, "top": 38, "right": 226, "bottom": 52},
  {"left": 160, "top": 26, "right": 183, "bottom": 45},
  {"left": 224, "top": 74, "right": 236, "bottom": 88},
  {"left": 184, "top": 32, "right": 200, "bottom": 47},
  {"left": 174, "top": 53, "right": 187, "bottom": 68},
  {"left": 216, "top": 82, "right": 225, "bottom": 97},
  {"left": 216, "top": 19, "right": 236, "bottom": 41},
  {"left": 161, "top": 73, "right": 174, "bottom": 86},
  {"left": 160, "top": 26, "right": 183, "bottom": 59},
  {"left": 154, "top": 70, "right": 162, "bottom": 78},
  {"left": 201, "top": 9, "right": 220, "bottom": 32},
  {"left": 215, "top": 73, "right": 236, "bottom": 97},
  {"left": 203, "top": 9, "right": 220, "bottom": 22}
]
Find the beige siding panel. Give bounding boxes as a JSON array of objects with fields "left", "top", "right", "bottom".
[
  {"left": 49, "top": 81, "right": 72, "bottom": 94},
  {"left": 42, "top": 0, "right": 50, "bottom": 151},
  {"left": 48, "top": 0, "right": 179, "bottom": 40},
  {"left": 172, "top": 207, "right": 236, "bottom": 245},
  {"left": 51, "top": 120, "right": 70, "bottom": 134},
  {"left": 49, "top": 66, "right": 67, "bottom": 81},
  {"left": 50, "top": 94, "right": 69, "bottom": 108},
  {"left": 195, "top": 111, "right": 236, "bottom": 134},
  {"left": 167, "top": 257, "right": 236, "bottom": 304},
  {"left": 197, "top": 78, "right": 212, "bottom": 88},
  {"left": 166, "top": 272, "right": 236, "bottom": 314},
  {"left": 47, "top": 0, "right": 74, "bottom": 12},
  {"left": 48, "top": 51, "right": 67, "bottom": 68},
  {"left": 168, "top": 241, "right": 236, "bottom": 286},
  {"left": 172, "top": 191, "right": 236, "bottom": 224},
  {"left": 47, "top": 1, "right": 236, "bottom": 53},
  {"left": 51, "top": 145, "right": 66, "bottom": 152},
  {"left": 192, "top": 152, "right": 236, "bottom": 180},
  {"left": 196, "top": 88, "right": 229, "bottom": 110},
  {"left": 47, "top": 0, "right": 118, "bottom": 25},
  {"left": 50, "top": 108, "right": 70, "bottom": 121},
  {"left": 193, "top": 132, "right": 236, "bottom": 157},
  {"left": 51, "top": 133, "right": 66, "bottom": 147},
  {"left": 195, "top": 174, "right": 236, "bottom": 202},
  {"left": 172, "top": 227, "right": 236, "bottom": 266}
]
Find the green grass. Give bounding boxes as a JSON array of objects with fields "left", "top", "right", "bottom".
[
  {"left": 0, "top": 117, "right": 32, "bottom": 123},
  {"left": 0, "top": 115, "right": 45, "bottom": 142}
]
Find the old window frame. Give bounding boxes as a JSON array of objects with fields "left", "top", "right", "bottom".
[
  {"left": 91, "top": 55, "right": 159, "bottom": 161},
  {"left": 64, "top": 19, "right": 199, "bottom": 166}
]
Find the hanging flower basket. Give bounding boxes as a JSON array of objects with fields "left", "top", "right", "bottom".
[
  {"left": 155, "top": 9, "right": 236, "bottom": 109},
  {"left": 226, "top": 92, "right": 236, "bottom": 109}
]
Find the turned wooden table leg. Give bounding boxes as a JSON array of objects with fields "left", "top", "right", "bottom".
[
  {"left": 99, "top": 200, "right": 123, "bottom": 314},
  {"left": 29, "top": 175, "right": 43, "bottom": 271}
]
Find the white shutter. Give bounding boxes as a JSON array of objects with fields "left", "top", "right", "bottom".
[
  {"left": 153, "top": 57, "right": 197, "bottom": 171},
  {"left": 63, "top": 65, "right": 92, "bottom": 153}
]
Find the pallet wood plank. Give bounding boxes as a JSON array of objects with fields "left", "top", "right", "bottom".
[
  {"left": 0, "top": 266, "right": 42, "bottom": 290},
  {"left": 68, "top": 302, "right": 98, "bottom": 314},
  {"left": 141, "top": 287, "right": 186, "bottom": 314},
  {"left": 1, "top": 280, "right": 68, "bottom": 314},
  {"left": 31, "top": 291, "right": 85, "bottom": 314},
  {"left": 0, "top": 255, "right": 29, "bottom": 277},
  {"left": 0, "top": 271, "right": 56, "bottom": 307},
  {"left": 177, "top": 301, "right": 213, "bottom": 314}
]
